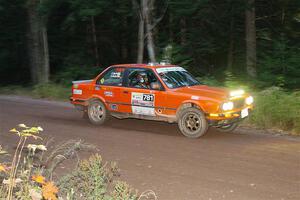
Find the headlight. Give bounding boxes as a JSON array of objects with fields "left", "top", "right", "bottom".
[
  {"left": 246, "top": 96, "right": 254, "bottom": 105},
  {"left": 222, "top": 102, "right": 234, "bottom": 111}
]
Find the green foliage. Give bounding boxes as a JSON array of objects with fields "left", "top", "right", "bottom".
[
  {"left": 53, "top": 65, "right": 102, "bottom": 85},
  {"left": 223, "top": 71, "right": 250, "bottom": 91},
  {"left": 249, "top": 87, "right": 300, "bottom": 134},
  {"left": 160, "top": 44, "right": 193, "bottom": 68},
  {"left": 32, "top": 83, "right": 70, "bottom": 100},
  {"left": 197, "top": 76, "right": 222, "bottom": 87},
  {"left": 1, "top": 0, "right": 300, "bottom": 89},
  {"left": 111, "top": 181, "right": 138, "bottom": 200},
  {"left": 58, "top": 154, "right": 138, "bottom": 200},
  {"left": 258, "top": 37, "right": 300, "bottom": 89},
  {"left": 197, "top": 71, "right": 251, "bottom": 90}
]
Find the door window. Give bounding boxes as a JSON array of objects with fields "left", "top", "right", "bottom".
[
  {"left": 125, "top": 68, "right": 163, "bottom": 90},
  {"left": 97, "top": 67, "right": 125, "bottom": 86}
]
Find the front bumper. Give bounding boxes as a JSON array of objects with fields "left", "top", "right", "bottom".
[
  {"left": 208, "top": 116, "right": 246, "bottom": 127},
  {"left": 206, "top": 105, "right": 253, "bottom": 121}
]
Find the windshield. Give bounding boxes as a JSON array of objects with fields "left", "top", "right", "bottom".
[{"left": 156, "top": 67, "right": 200, "bottom": 89}]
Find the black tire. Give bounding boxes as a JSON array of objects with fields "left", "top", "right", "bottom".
[
  {"left": 87, "top": 100, "right": 109, "bottom": 125},
  {"left": 217, "top": 122, "right": 239, "bottom": 132},
  {"left": 178, "top": 107, "right": 208, "bottom": 138}
]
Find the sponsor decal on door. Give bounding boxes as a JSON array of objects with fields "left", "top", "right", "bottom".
[
  {"left": 104, "top": 91, "right": 114, "bottom": 97},
  {"left": 131, "top": 92, "right": 155, "bottom": 116}
]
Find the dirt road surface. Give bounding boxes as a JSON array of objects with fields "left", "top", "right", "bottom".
[{"left": 0, "top": 95, "right": 299, "bottom": 200}]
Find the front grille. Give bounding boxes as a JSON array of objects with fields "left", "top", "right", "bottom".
[{"left": 233, "top": 98, "right": 245, "bottom": 109}]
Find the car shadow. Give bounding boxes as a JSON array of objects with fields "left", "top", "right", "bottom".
[{"left": 103, "top": 117, "right": 231, "bottom": 139}]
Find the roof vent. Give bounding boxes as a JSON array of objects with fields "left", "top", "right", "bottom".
[
  {"left": 148, "top": 62, "right": 159, "bottom": 66},
  {"left": 159, "top": 60, "right": 171, "bottom": 65}
]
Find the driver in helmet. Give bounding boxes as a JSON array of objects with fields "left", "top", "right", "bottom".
[{"left": 135, "top": 71, "right": 150, "bottom": 89}]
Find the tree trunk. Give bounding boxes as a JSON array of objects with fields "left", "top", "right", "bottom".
[
  {"left": 180, "top": 17, "right": 187, "bottom": 46},
  {"left": 227, "top": 17, "right": 234, "bottom": 70},
  {"left": 27, "top": 1, "right": 40, "bottom": 84},
  {"left": 91, "top": 16, "right": 100, "bottom": 66},
  {"left": 133, "top": 0, "right": 144, "bottom": 63},
  {"left": 137, "top": 15, "right": 144, "bottom": 63},
  {"left": 143, "top": 0, "right": 156, "bottom": 62},
  {"left": 245, "top": 0, "right": 257, "bottom": 77},
  {"left": 137, "top": 0, "right": 145, "bottom": 63},
  {"left": 27, "top": 0, "right": 50, "bottom": 84},
  {"left": 41, "top": 23, "right": 50, "bottom": 82},
  {"left": 169, "top": 12, "right": 174, "bottom": 43}
]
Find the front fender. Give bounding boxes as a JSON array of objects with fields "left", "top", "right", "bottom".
[{"left": 176, "top": 100, "right": 207, "bottom": 117}]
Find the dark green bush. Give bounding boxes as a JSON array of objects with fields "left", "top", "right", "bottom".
[
  {"left": 54, "top": 65, "right": 103, "bottom": 86},
  {"left": 249, "top": 87, "right": 300, "bottom": 134}
]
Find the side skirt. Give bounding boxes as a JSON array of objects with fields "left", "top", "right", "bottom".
[{"left": 110, "top": 112, "right": 176, "bottom": 123}]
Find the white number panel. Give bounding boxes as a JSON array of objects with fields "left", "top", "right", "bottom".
[{"left": 131, "top": 92, "right": 155, "bottom": 116}]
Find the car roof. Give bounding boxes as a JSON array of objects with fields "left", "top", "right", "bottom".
[{"left": 110, "top": 63, "right": 177, "bottom": 69}]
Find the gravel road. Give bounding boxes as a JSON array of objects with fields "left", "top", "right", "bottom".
[{"left": 0, "top": 95, "right": 299, "bottom": 200}]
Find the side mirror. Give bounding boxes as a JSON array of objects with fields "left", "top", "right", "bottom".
[{"left": 151, "top": 82, "right": 161, "bottom": 90}]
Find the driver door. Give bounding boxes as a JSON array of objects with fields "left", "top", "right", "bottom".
[{"left": 118, "top": 68, "right": 167, "bottom": 116}]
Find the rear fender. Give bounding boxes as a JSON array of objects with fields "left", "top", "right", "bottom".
[{"left": 89, "top": 95, "right": 106, "bottom": 105}]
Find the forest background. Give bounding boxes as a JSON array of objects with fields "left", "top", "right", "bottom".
[{"left": 0, "top": 0, "right": 299, "bottom": 133}]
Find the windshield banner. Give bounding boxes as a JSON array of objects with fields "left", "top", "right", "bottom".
[{"left": 156, "top": 67, "right": 186, "bottom": 74}]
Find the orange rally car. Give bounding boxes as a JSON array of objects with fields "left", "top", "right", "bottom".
[{"left": 70, "top": 63, "right": 254, "bottom": 138}]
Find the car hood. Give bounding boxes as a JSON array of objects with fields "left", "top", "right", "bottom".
[{"left": 173, "top": 85, "right": 229, "bottom": 101}]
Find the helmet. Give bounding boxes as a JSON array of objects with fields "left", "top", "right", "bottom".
[{"left": 137, "top": 72, "right": 148, "bottom": 84}]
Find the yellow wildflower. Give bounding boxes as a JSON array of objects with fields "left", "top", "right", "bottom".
[
  {"left": 0, "top": 164, "right": 7, "bottom": 173},
  {"left": 42, "top": 182, "right": 58, "bottom": 200},
  {"left": 32, "top": 174, "right": 46, "bottom": 184}
]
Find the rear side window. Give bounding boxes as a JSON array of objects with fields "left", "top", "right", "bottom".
[{"left": 97, "top": 67, "right": 124, "bottom": 86}]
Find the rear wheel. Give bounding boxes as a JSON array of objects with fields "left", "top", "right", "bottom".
[
  {"left": 87, "top": 100, "right": 109, "bottom": 125},
  {"left": 217, "top": 122, "right": 239, "bottom": 132},
  {"left": 178, "top": 107, "right": 208, "bottom": 138}
]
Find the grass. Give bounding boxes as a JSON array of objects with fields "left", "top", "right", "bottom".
[
  {"left": 248, "top": 87, "right": 300, "bottom": 135},
  {"left": 0, "top": 83, "right": 70, "bottom": 101}
]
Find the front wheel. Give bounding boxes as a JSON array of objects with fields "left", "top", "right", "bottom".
[
  {"left": 216, "top": 122, "right": 239, "bottom": 132},
  {"left": 87, "top": 100, "right": 109, "bottom": 125},
  {"left": 178, "top": 107, "right": 208, "bottom": 138}
]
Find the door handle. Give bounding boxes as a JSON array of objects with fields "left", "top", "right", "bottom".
[
  {"left": 95, "top": 85, "right": 101, "bottom": 90},
  {"left": 123, "top": 91, "right": 129, "bottom": 94}
]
